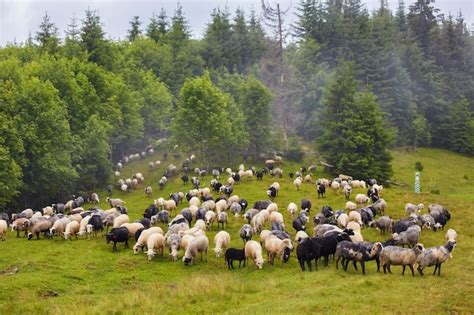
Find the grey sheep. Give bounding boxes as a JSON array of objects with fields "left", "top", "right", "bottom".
[
  {"left": 417, "top": 241, "right": 456, "bottom": 276},
  {"left": 380, "top": 243, "right": 425, "bottom": 276},
  {"left": 392, "top": 225, "right": 421, "bottom": 247}
]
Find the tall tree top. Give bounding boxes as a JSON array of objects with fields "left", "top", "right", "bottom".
[{"left": 128, "top": 16, "right": 142, "bottom": 42}]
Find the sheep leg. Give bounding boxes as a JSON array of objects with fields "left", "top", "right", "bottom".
[
  {"left": 352, "top": 261, "right": 358, "bottom": 271},
  {"left": 417, "top": 265, "right": 424, "bottom": 276},
  {"left": 361, "top": 261, "right": 366, "bottom": 275},
  {"left": 383, "top": 264, "right": 387, "bottom": 274},
  {"left": 376, "top": 257, "right": 380, "bottom": 272},
  {"left": 437, "top": 263, "right": 442, "bottom": 276},
  {"left": 387, "top": 265, "right": 392, "bottom": 274},
  {"left": 125, "top": 240, "right": 129, "bottom": 249},
  {"left": 408, "top": 264, "right": 415, "bottom": 277},
  {"left": 402, "top": 265, "right": 406, "bottom": 275},
  {"left": 113, "top": 242, "right": 117, "bottom": 252},
  {"left": 299, "top": 259, "right": 305, "bottom": 271},
  {"left": 336, "top": 256, "right": 340, "bottom": 269}
]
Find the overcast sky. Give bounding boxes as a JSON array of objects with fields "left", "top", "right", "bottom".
[{"left": 1, "top": 0, "right": 473, "bottom": 46}]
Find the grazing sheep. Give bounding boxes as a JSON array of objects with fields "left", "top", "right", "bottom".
[
  {"left": 42, "top": 206, "right": 54, "bottom": 217},
  {"left": 446, "top": 229, "right": 457, "bottom": 242},
  {"left": 217, "top": 212, "right": 228, "bottom": 230},
  {"left": 270, "top": 211, "right": 284, "bottom": 225},
  {"left": 265, "top": 237, "right": 293, "bottom": 265},
  {"left": 49, "top": 217, "right": 71, "bottom": 238},
  {"left": 335, "top": 241, "right": 383, "bottom": 274},
  {"left": 259, "top": 230, "right": 273, "bottom": 246},
  {"left": 371, "top": 198, "right": 387, "bottom": 215},
  {"left": 205, "top": 211, "right": 216, "bottom": 230},
  {"left": 266, "top": 203, "right": 278, "bottom": 213},
  {"left": 106, "top": 198, "right": 126, "bottom": 208},
  {"left": 179, "top": 234, "right": 195, "bottom": 252},
  {"left": 331, "top": 181, "right": 340, "bottom": 194},
  {"left": 0, "top": 220, "right": 7, "bottom": 241},
  {"left": 12, "top": 208, "right": 34, "bottom": 220},
  {"left": 295, "top": 231, "right": 309, "bottom": 243},
  {"left": 240, "top": 224, "right": 254, "bottom": 243},
  {"left": 77, "top": 215, "right": 92, "bottom": 237},
  {"left": 346, "top": 221, "right": 361, "bottom": 233},
  {"left": 121, "top": 222, "right": 145, "bottom": 238},
  {"left": 380, "top": 243, "right": 425, "bottom": 276},
  {"left": 11, "top": 218, "right": 31, "bottom": 238},
  {"left": 90, "top": 193, "right": 100, "bottom": 204},
  {"left": 297, "top": 238, "right": 322, "bottom": 271},
  {"left": 243, "top": 209, "right": 259, "bottom": 223},
  {"left": 215, "top": 199, "right": 228, "bottom": 213},
  {"left": 146, "top": 233, "right": 166, "bottom": 260},
  {"left": 64, "top": 221, "right": 80, "bottom": 240},
  {"left": 336, "top": 213, "right": 349, "bottom": 228},
  {"left": 145, "top": 186, "right": 153, "bottom": 197},
  {"left": 355, "top": 194, "right": 369, "bottom": 205},
  {"left": 287, "top": 203, "right": 298, "bottom": 218},
  {"left": 348, "top": 211, "right": 363, "bottom": 225},
  {"left": 293, "top": 212, "right": 309, "bottom": 232},
  {"left": 164, "top": 199, "right": 177, "bottom": 212},
  {"left": 183, "top": 235, "right": 209, "bottom": 265},
  {"left": 225, "top": 248, "right": 246, "bottom": 269},
  {"left": 229, "top": 202, "right": 242, "bottom": 217},
  {"left": 28, "top": 220, "right": 52, "bottom": 240},
  {"left": 167, "top": 233, "right": 181, "bottom": 261},
  {"left": 392, "top": 225, "right": 421, "bottom": 247},
  {"left": 316, "top": 182, "right": 326, "bottom": 199},
  {"left": 313, "top": 224, "right": 343, "bottom": 238},
  {"left": 245, "top": 240, "right": 265, "bottom": 269},
  {"left": 372, "top": 216, "right": 393, "bottom": 235},
  {"left": 251, "top": 213, "right": 265, "bottom": 234},
  {"left": 214, "top": 231, "right": 231, "bottom": 257},
  {"left": 133, "top": 227, "right": 164, "bottom": 254},
  {"left": 106, "top": 227, "right": 129, "bottom": 252},
  {"left": 343, "top": 185, "right": 352, "bottom": 201},
  {"left": 349, "top": 231, "right": 364, "bottom": 243},
  {"left": 113, "top": 214, "right": 130, "bottom": 228},
  {"left": 293, "top": 177, "right": 302, "bottom": 191},
  {"left": 417, "top": 241, "right": 456, "bottom": 276},
  {"left": 313, "top": 232, "right": 353, "bottom": 266},
  {"left": 345, "top": 201, "right": 357, "bottom": 212}
]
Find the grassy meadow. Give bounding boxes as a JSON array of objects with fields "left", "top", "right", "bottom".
[{"left": 1, "top": 147, "right": 473, "bottom": 314}]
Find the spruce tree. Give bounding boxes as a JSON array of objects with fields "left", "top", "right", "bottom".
[
  {"left": 319, "top": 61, "right": 392, "bottom": 181},
  {"left": 35, "top": 12, "right": 60, "bottom": 54},
  {"left": 128, "top": 16, "right": 142, "bottom": 42}
]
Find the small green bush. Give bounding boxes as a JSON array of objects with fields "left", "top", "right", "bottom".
[
  {"left": 415, "top": 161, "right": 424, "bottom": 172},
  {"left": 430, "top": 189, "right": 440, "bottom": 195}
]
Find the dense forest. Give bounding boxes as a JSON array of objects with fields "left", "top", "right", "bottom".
[{"left": 0, "top": 0, "right": 473, "bottom": 210}]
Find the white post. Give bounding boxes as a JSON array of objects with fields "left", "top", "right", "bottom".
[{"left": 415, "top": 172, "right": 420, "bottom": 194}]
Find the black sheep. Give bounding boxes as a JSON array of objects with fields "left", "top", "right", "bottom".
[
  {"left": 88, "top": 215, "right": 104, "bottom": 235},
  {"left": 312, "top": 233, "right": 352, "bottom": 266},
  {"left": 238, "top": 199, "right": 248, "bottom": 212},
  {"left": 256, "top": 171, "right": 263, "bottom": 181},
  {"left": 267, "top": 187, "right": 277, "bottom": 200},
  {"left": 143, "top": 204, "right": 159, "bottom": 219},
  {"left": 225, "top": 248, "right": 246, "bottom": 269},
  {"left": 139, "top": 218, "right": 151, "bottom": 229},
  {"left": 106, "top": 227, "right": 129, "bottom": 252},
  {"left": 181, "top": 208, "right": 193, "bottom": 224},
  {"left": 317, "top": 183, "right": 326, "bottom": 199},
  {"left": 301, "top": 199, "right": 312, "bottom": 212},
  {"left": 297, "top": 238, "right": 322, "bottom": 271}
]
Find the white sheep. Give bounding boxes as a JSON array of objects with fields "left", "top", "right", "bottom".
[
  {"left": 350, "top": 231, "right": 364, "bottom": 243},
  {"left": 106, "top": 198, "right": 126, "bottom": 207},
  {"left": 228, "top": 195, "right": 240, "bottom": 204},
  {"left": 304, "top": 174, "right": 312, "bottom": 183},
  {"left": 146, "top": 233, "right": 166, "bottom": 260},
  {"left": 164, "top": 199, "right": 177, "bottom": 212},
  {"left": 64, "top": 221, "right": 80, "bottom": 240},
  {"left": 287, "top": 203, "right": 298, "bottom": 219},
  {"left": 331, "top": 181, "right": 340, "bottom": 194},
  {"left": 50, "top": 217, "right": 71, "bottom": 237},
  {"left": 78, "top": 215, "right": 92, "bottom": 237},
  {"left": 295, "top": 230, "right": 309, "bottom": 243},
  {"left": 348, "top": 211, "right": 363, "bottom": 225},
  {"left": 133, "top": 227, "right": 164, "bottom": 254},
  {"left": 205, "top": 211, "right": 216, "bottom": 230},
  {"left": 345, "top": 201, "right": 357, "bottom": 211},
  {"left": 202, "top": 200, "right": 216, "bottom": 211},
  {"left": 445, "top": 229, "right": 457, "bottom": 242},
  {"left": 154, "top": 198, "right": 165, "bottom": 209},
  {"left": 259, "top": 230, "right": 273, "bottom": 246},
  {"left": 270, "top": 211, "right": 284, "bottom": 225},
  {"left": 214, "top": 231, "right": 231, "bottom": 257},
  {"left": 113, "top": 214, "right": 129, "bottom": 228},
  {"left": 346, "top": 221, "right": 361, "bottom": 233},
  {"left": 145, "top": 186, "right": 153, "bottom": 197},
  {"left": 355, "top": 194, "right": 369, "bottom": 204},
  {"left": 266, "top": 203, "right": 278, "bottom": 213},
  {"left": 189, "top": 196, "right": 200, "bottom": 207},
  {"left": 251, "top": 213, "right": 265, "bottom": 234},
  {"left": 68, "top": 214, "right": 83, "bottom": 223},
  {"left": 293, "top": 177, "right": 302, "bottom": 191},
  {"left": 120, "top": 222, "right": 144, "bottom": 238},
  {"left": 215, "top": 199, "right": 228, "bottom": 213},
  {"left": 183, "top": 235, "right": 209, "bottom": 265},
  {"left": 180, "top": 234, "right": 195, "bottom": 251},
  {"left": 265, "top": 237, "right": 293, "bottom": 265},
  {"left": 42, "top": 206, "right": 54, "bottom": 217},
  {"left": 245, "top": 240, "right": 265, "bottom": 269},
  {"left": 0, "top": 220, "right": 7, "bottom": 241},
  {"left": 336, "top": 213, "right": 349, "bottom": 228}
]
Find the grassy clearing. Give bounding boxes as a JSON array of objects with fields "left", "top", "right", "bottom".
[{"left": 1, "top": 147, "right": 473, "bottom": 314}]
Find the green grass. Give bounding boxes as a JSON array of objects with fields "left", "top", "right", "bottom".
[{"left": 1, "top": 147, "right": 473, "bottom": 314}]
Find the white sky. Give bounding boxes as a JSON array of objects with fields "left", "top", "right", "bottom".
[{"left": 1, "top": 0, "right": 473, "bottom": 46}]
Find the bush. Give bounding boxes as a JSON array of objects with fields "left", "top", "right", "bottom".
[
  {"left": 415, "top": 161, "right": 424, "bottom": 172},
  {"left": 430, "top": 189, "right": 440, "bottom": 195}
]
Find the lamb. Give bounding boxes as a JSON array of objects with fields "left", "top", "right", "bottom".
[
  {"left": 146, "top": 233, "right": 166, "bottom": 260},
  {"left": 64, "top": 221, "right": 80, "bottom": 240},
  {"left": 380, "top": 243, "right": 425, "bottom": 276},
  {"left": 345, "top": 201, "right": 357, "bottom": 212},
  {"left": 245, "top": 240, "right": 265, "bottom": 269},
  {"left": 0, "top": 220, "right": 7, "bottom": 241},
  {"left": 446, "top": 229, "right": 457, "bottom": 242},
  {"left": 240, "top": 224, "right": 254, "bottom": 243},
  {"left": 106, "top": 198, "right": 126, "bottom": 208},
  {"left": 265, "top": 237, "right": 293, "bottom": 265},
  {"left": 293, "top": 177, "right": 302, "bottom": 191},
  {"left": 113, "top": 214, "right": 130, "bottom": 228},
  {"left": 214, "top": 231, "right": 231, "bottom": 257},
  {"left": 392, "top": 225, "right": 421, "bottom": 247},
  {"left": 133, "top": 227, "right": 164, "bottom": 254},
  {"left": 28, "top": 220, "right": 52, "bottom": 240},
  {"left": 217, "top": 212, "right": 228, "bottom": 230},
  {"left": 287, "top": 203, "right": 298, "bottom": 219},
  {"left": 417, "top": 241, "right": 456, "bottom": 276},
  {"left": 355, "top": 194, "right": 369, "bottom": 205},
  {"left": 225, "top": 248, "right": 246, "bottom": 269},
  {"left": 183, "top": 235, "right": 209, "bottom": 265}
]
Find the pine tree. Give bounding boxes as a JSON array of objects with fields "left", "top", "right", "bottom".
[
  {"left": 80, "top": 9, "right": 110, "bottom": 67},
  {"left": 395, "top": 0, "right": 407, "bottom": 33},
  {"left": 168, "top": 4, "right": 190, "bottom": 53},
  {"left": 128, "top": 16, "right": 142, "bottom": 42},
  {"left": 35, "top": 12, "right": 60, "bottom": 54},
  {"left": 147, "top": 9, "right": 168, "bottom": 43}
]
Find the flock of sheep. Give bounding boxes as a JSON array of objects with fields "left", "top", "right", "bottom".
[{"left": 0, "top": 149, "right": 458, "bottom": 277}]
